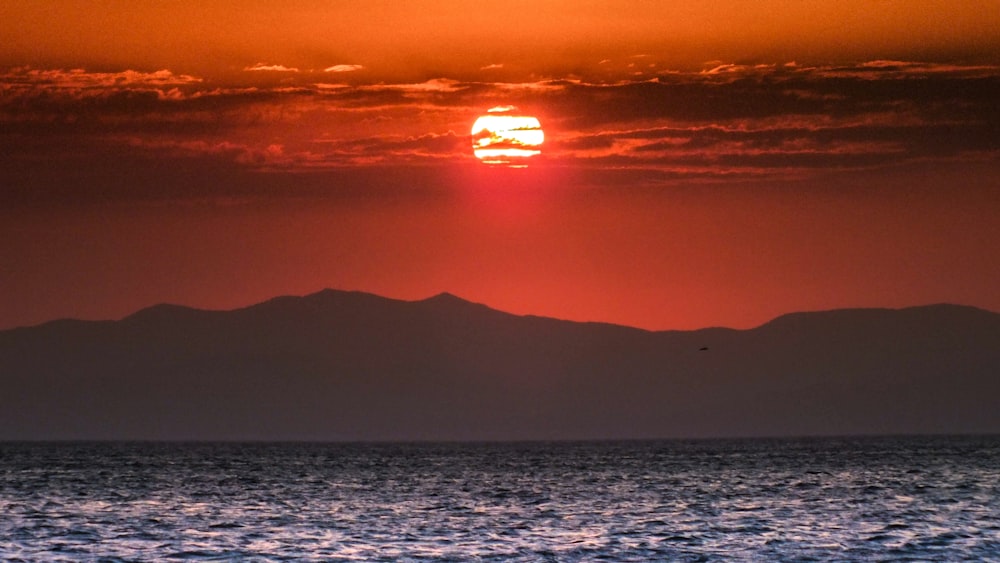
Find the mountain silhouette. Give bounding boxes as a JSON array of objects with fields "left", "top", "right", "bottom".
[{"left": 2, "top": 290, "right": 998, "bottom": 441}]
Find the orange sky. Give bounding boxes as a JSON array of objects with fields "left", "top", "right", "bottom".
[
  {"left": 2, "top": 1, "right": 999, "bottom": 330},
  {"left": 3, "top": 1, "right": 999, "bottom": 78}
]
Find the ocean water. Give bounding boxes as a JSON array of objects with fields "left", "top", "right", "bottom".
[{"left": 2, "top": 437, "right": 999, "bottom": 561}]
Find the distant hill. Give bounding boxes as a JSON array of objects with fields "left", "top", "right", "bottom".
[{"left": 1, "top": 290, "right": 998, "bottom": 441}]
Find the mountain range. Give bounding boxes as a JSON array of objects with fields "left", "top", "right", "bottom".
[{"left": 2, "top": 290, "right": 998, "bottom": 441}]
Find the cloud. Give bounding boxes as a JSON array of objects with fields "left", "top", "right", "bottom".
[
  {"left": 2, "top": 60, "right": 998, "bottom": 199},
  {"left": 0, "top": 67, "right": 201, "bottom": 90},
  {"left": 324, "top": 64, "right": 364, "bottom": 73},
  {"left": 480, "top": 64, "right": 504, "bottom": 70},
  {"left": 244, "top": 63, "right": 299, "bottom": 72},
  {"left": 701, "top": 64, "right": 742, "bottom": 75},
  {"left": 360, "top": 78, "right": 465, "bottom": 93},
  {"left": 120, "top": 137, "right": 291, "bottom": 165},
  {"left": 308, "top": 131, "right": 468, "bottom": 166},
  {"left": 537, "top": 59, "right": 1000, "bottom": 176},
  {"left": 0, "top": 67, "right": 212, "bottom": 124},
  {"left": 814, "top": 60, "right": 1000, "bottom": 80},
  {"left": 314, "top": 83, "right": 351, "bottom": 90}
]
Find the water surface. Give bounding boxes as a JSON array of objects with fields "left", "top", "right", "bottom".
[{"left": 2, "top": 437, "right": 999, "bottom": 560}]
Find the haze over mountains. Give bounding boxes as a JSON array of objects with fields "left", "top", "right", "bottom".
[{"left": 1, "top": 290, "right": 998, "bottom": 441}]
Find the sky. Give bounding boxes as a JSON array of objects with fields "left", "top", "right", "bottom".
[{"left": 2, "top": 1, "right": 999, "bottom": 331}]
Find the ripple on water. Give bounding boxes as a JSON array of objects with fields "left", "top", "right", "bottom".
[{"left": 0, "top": 437, "right": 999, "bottom": 560}]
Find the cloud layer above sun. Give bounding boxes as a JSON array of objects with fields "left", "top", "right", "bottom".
[
  {"left": 3, "top": 0, "right": 999, "bottom": 205},
  {"left": 2, "top": 59, "right": 998, "bottom": 204}
]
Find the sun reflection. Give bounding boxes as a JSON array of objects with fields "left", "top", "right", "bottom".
[{"left": 471, "top": 106, "right": 544, "bottom": 165}]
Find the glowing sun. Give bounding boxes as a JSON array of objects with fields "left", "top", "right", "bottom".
[{"left": 471, "top": 106, "right": 544, "bottom": 165}]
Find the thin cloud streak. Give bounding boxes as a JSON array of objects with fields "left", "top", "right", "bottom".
[
  {"left": 1, "top": 67, "right": 202, "bottom": 87},
  {"left": 244, "top": 63, "right": 300, "bottom": 72},
  {"left": 324, "top": 64, "right": 364, "bottom": 73}
]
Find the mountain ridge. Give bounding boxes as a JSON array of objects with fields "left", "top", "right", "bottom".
[
  {"left": 2, "top": 289, "right": 998, "bottom": 441},
  {"left": 8, "top": 288, "right": 995, "bottom": 334}
]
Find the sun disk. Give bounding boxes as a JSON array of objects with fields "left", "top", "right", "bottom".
[{"left": 471, "top": 107, "right": 544, "bottom": 165}]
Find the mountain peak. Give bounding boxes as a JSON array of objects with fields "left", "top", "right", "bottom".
[
  {"left": 417, "top": 292, "right": 499, "bottom": 315},
  {"left": 759, "top": 303, "right": 997, "bottom": 331},
  {"left": 423, "top": 292, "right": 468, "bottom": 303},
  {"left": 122, "top": 302, "right": 201, "bottom": 322}
]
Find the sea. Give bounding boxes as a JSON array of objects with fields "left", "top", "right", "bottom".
[{"left": 1, "top": 436, "right": 999, "bottom": 561}]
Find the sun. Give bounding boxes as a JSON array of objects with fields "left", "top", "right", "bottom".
[{"left": 471, "top": 106, "right": 544, "bottom": 165}]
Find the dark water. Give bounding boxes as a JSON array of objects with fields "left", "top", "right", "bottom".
[{"left": 2, "top": 437, "right": 999, "bottom": 561}]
